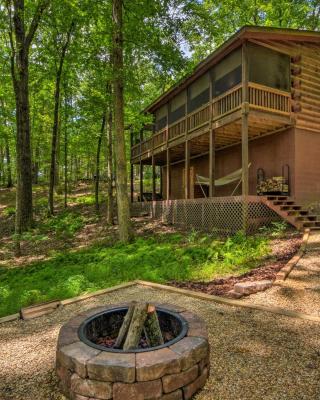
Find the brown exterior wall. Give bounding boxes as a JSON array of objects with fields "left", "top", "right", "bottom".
[
  {"left": 162, "top": 128, "right": 296, "bottom": 199},
  {"left": 294, "top": 128, "right": 320, "bottom": 205}
]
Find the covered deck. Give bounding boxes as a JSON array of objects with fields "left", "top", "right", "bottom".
[{"left": 131, "top": 80, "right": 293, "bottom": 201}]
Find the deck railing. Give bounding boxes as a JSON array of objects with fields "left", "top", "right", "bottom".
[
  {"left": 132, "top": 82, "right": 291, "bottom": 159},
  {"left": 187, "top": 103, "right": 211, "bottom": 132},
  {"left": 212, "top": 84, "right": 242, "bottom": 119},
  {"left": 249, "top": 83, "right": 291, "bottom": 114},
  {"left": 168, "top": 117, "right": 186, "bottom": 141}
]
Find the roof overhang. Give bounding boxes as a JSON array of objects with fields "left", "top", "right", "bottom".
[{"left": 144, "top": 25, "right": 320, "bottom": 114}]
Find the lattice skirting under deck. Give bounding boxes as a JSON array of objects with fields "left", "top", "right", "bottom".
[{"left": 131, "top": 196, "right": 280, "bottom": 235}]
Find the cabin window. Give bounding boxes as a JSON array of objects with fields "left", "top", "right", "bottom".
[
  {"left": 155, "top": 104, "right": 168, "bottom": 131},
  {"left": 248, "top": 43, "right": 290, "bottom": 91},
  {"left": 169, "top": 90, "right": 186, "bottom": 124},
  {"left": 187, "top": 73, "right": 210, "bottom": 113},
  {"left": 212, "top": 48, "right": 242, "bottom": 97}
]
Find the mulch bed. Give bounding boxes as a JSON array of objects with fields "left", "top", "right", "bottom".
[{"left": 169, "top": 235, "right": 302, "bottom": 297}]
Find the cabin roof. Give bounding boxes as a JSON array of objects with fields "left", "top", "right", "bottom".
[{"left": 144, "top": 25, "right": 320, "bottom": 114}]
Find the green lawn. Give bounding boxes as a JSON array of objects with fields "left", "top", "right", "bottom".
[{"left": 0, "top": 232, "right": 269, "bottom": 317}]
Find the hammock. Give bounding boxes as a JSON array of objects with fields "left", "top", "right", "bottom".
[{"left": 196, "top": 163, "right": 251, "bottom": 197}]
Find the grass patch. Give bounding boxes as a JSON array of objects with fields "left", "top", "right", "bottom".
[{"left": 0, "top": 232, "right": 269, "bottom": 317}]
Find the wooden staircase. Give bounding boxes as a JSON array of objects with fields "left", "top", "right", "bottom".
[{"left": 262, "top": 196, "right": 320, "bottom": 231}]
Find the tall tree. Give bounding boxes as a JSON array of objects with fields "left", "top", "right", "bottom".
[
  {"left": 48, "top": 20, "right": 74, "bottom": 215},
  {"left": 112, "top": 0, "right": 131, "bottom": 241},
  {"left": 5, "top": 0, "right": 49, "bottom": 252}
]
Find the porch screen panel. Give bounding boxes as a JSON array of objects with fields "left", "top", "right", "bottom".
[
  {"left": 155, "top": 104, "right": 168, "bottom": 131},
  {"left": 213, "top": 48, "right": 242, "bottom": 97},
  {"left": 169, "top": 90, "right": 186, "bottom": 124},
  {"left": 188, "top": 73, "right": 210, "bottom": 113},
  {"left": 248, "top": 43, "right": 290, "bottom": 91}
]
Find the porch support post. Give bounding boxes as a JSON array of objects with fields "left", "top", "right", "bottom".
[
  {"left": 241, "top": 40, "right": 249, "bottom": 232},
  {"left": 139, "top": 162, "right": 143, "bottom": 202},
  {"left": 160, "top": 166, "right": 163, "bottom": 199},
  {"left": 185, "top": 140, "right": 190, "bottom": 199},
  {"left": 152, "top": 154, "right": 156, "bottom": 201},
  {"left": 209, "top": 129, "right": 215, "bottom": 197},
  {"left": 166, "top": 148, "right": 171, "bottom": 200},
  {"left": 130, "top": 129, "right": 134, "bottom": 203},
  {"left": 130, "top": 164, "right": 134, "bottom": 203}
]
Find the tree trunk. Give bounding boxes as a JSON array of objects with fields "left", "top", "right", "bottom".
[
  {"left": 64, "top": 88, "right": 69, "bottom": 208},
  {"left": 95, "top": 113, "right": 106, "bottom": 213},
  {"left": 112, "top": 0, "right": 132, "bottom": 241},
  {"left": 6, "top": 0, "right": 49, "bottom": 255},
  {"left": 5, "top": 136, "right": 13, "bottom": 188},
  {"left": 106, "top": 108, "right": 114, "bottom": 224},
  {"left": 48, "top": 21, "right": 74, "bottom": 215}
]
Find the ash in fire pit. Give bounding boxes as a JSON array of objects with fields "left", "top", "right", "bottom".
[
  {"left": 79, "top": 303, "right": 188, "bottom": 352},
  {"left": 56, "top": 302, "right": 210, "bottom": 400}
]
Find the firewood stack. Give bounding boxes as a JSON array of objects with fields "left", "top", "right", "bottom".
[
  {"left": 257, "top": 176, "right": 288, "bottom": 195},
  {"left": 115, "top": 301, "right": 164, "bottom": 351}
]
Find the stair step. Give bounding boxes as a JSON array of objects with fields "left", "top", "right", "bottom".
[
  {"left": 273, "top": 200, "right": 294, "bottom": 206},
  {"left": 303, "top": 221, "right": 316, "bottom": 227},
  {"left": 295, "top": 215, "right": 317, "bottom": 221},
  {"left": 267, "top": 196, "right": 277, "bottom": 200},
  {"left": 287, "top": 210, "right": 309, "bottom": 216},
  {"left": 280, "top": 205, "right": 301, "bottom": 211},
  {"left": 277, "top": 196, "right": 289, "bottom": 200}
]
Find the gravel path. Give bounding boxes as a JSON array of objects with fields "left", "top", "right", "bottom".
[
  {"left": 244, "top": 231, "right": 320, "bottom": 318},
  {"left": 0, "top": 285, "right": 319, "bottom": 400}
]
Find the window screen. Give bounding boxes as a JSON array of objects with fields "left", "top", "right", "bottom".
[
  {"left": 155, "top": 104, "right": 168, "bottom": 131},
  {"left": 187, "top": 73, "right": 210, "bottom": 113},
  {"left": 169, "top": 90, "right": 186, "bottom": 124},
  {"left": 248, "top": 43, "right": 290, "bottom": 91},
  {"left": 212, "top": 48, "right": 242, "bottom": 97}
]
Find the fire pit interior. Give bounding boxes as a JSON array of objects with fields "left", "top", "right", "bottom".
[
  {"left": 79, "top": 306, "right": 188, "bottom": 352},
  {"left": 56, "top": 302, "right": 210, "bottom": 400}
]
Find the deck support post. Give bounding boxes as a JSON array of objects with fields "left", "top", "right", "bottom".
[
  {"left": 130, "top": 129, "right": 134, "bottom": 203},
  {"left": 139, "top": 129, "right": 144, "bottom": 202},
  {"left": 160, "top": 166, "right": 163, "bottom": 199},
  {"left": 242, "top": 40, "right": 249, "bottom": 233},
  {"left": 166, "top": 148, "right": 171, "bottom": 201},
  {"left": 209, "top": 129, "right": 215, "bottom": 197},
  {"left": 152, "top": 154, "right": 156, "bottom": 201},
  {"left": 185, "top": 141, "right": 190, "bottom": 199},
  {"left": 130, "top": 164, "right": 134, "bottom": 203},
  {"left": 139, "top": 162, "right": 143, "bottom": 202}
]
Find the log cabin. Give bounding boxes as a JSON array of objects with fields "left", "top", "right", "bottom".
[{"left": 130, "top": 26, "right": 320, "bottom": 232}]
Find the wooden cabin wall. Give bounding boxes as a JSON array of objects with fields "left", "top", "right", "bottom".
[
  {"left": 294, "top": 128, "right": 320, "bottom": 205},
  {"left": 161, "top": 128, "right": 295, "bottom": 199},
  {"left": 249, "top": 39, "right": 320, "bottom": 133}
]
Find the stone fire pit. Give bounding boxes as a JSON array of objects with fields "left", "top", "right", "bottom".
[{"left": 56, "top": 303, "right": 209, "bottom": 400}]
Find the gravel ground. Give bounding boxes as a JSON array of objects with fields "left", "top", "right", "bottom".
[
  {"left": 0, "top": 285, "right": 319, "bottom": 400},
  {"left": 243, "top": 231, "right": 320, "bottom": 318}
]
